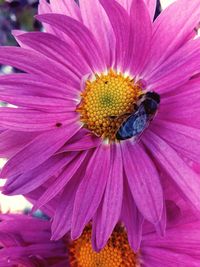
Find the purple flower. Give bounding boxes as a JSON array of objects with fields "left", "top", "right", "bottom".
[
  {"left": 68, "top": 201, "right": 200, "bottom": 266},
  {"left": 0, "top": 0, "right": 200, "bottom": 251},
  {"left": 138, "top": 202, "right": 200, "bottom": 267},
  {"left": 1, "top": 203, "right": 200, "bottom": 267},
  {"left": 0, "top": 214, "right": 69, "bottom": 266}
]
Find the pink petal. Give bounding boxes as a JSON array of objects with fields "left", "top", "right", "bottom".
[
  {"left": 152, "top": 120, "right": 200, "bottom": 163},
  {"left": 144, "top": 0, "right": 200, "bottom": 72},
  {"left": 158, "top": 85, "right": 200, "bottom": 128},
  {"left": 116, "top": 0, "right": 132, "bottom": 12},
  {"left": 155, "top": 201, "right": 166, "bottom": 236},
  {"left": 49, "top": 0, "right": 81, "bottom": 21},
  {"left": 147, "top": 38, "right": 200, "bottom": 92},
  {"left": 71, "top": 145, "right": 111, "bottom": 239},
  {"left": 80, "top": 0, "right": 115, "bottom": 67},
  {"left": 0, "top": 130, "right": 38, "bottom": 158},
  {"left": 0, "top": 108, "right": 77, "bottom": 131},
  {"left": 51, "top": 158, "right": 91, "bottom": 240},
  {"left": 122, "top": 142, "right": 163, "bottom": 224},
  {"left": 51, "top": 177, "right": 79, "bottom": 240},
  {"left": 12, "top": 30, "right": 27, "bottom": 48},
  {"left": 33, "top": 151, "right": 87, "bottom": 211},
  {"left": 26, "top": 186, "right": 57, "bottom": 217},
  {"left": 0, "top": 47, "right": 78, "bottom": 86},
  {"left": 125, "top": 0, "right": 152, "bottom": 75},
  {"left": 160, "top": 77, "right": 200, "bottom": 104},
  {"left": 0, "top": 94, "right": 75, "bottom": 112},
  {"left": 36, "top": 14, "right": 106, "bottom": 73},
  {"left": 17, "top": 32, "right": 90, "bottom": 79},
  {"left": 58, "top": 130, "right": 102, "bottom": 152},
  {"left": 38, "top": 0, "right": 56, "bottom": 35},
  {"left": 141, "top": 247, "right": 199, "bottom": 267},
  {"left": 1, "top": 124, "right": 80, "bottom": 178},
  {"left": 144, "top": 0, "right": 157, "bottom": 20},
  {"left": 0, "top": 73, "right": 76, "bottom": 99},
  {"left": 93, "top": 145, "right": 123, "bottom": 250},
  {"left": 100, "top": 0, "right": 129, "bottom": 71},
  {"left": 143, "top": 131, "right": 200, "bottom": 211},
  {"left": 3, "top": 154, "right": 73, "bottom": 195},
  {"left": 121, "top": 179, "right": 144, "bottom": 251},
  {"left": 116, "top": 0, "right": 156, "bottom": 20}
]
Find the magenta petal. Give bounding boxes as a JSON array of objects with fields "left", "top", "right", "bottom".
[
  {"left": 126, "top": 0, "right": 152, "bottom": 75},
  {"left": 0, "top": 94, "right": 75, "bottom": 112},
  {"left": 38, "top": 0, "right": 56, "bottom": 35},
  {"left": 144, "top": 0, "right": 200, "bottom": 72},
  {"left": 34, "top": 151, "right": 87, "bottom": 211},
  {"left": 100, "top": 0, "right": 129, "bottom": 71},
  {"left": 26, "top": 186, "right": 57, "bottom": 218},
  {"left": 49, "top": 0, "right": 81, "bottom": 21},
  {"left": 155, "top": 201, "right": 166, "bottom": 237},
  {"left": 116, "top": 0, "right": 132, "bottom": 12},
  {"left": 0, "top": 73, "right": 76, "bottom": 99},
  {"left": 143, "top": 131, "right": 200, "bottom": 211},
  {"left": 71, "top": 145, "right": 111, "bottom": 239},
  {"left": 80, "top": 0, "right": 115, "bottom": 67},
  {"left": 0, "top": 214, "right": 68, "bottom": 266},
  {"left": 0, "top": 108, "right": 76, "bottom": 131},
  {"left": 144, "top": 0, "right": 157, "bottom": 20},
  {"left": 147, "top": 39, "right": 200, "bottom": 92},
  {"left": 116, "top": 0, "right": 156, "bottom": 21},
  {"left": 51, "top": 177, "right": 78, "bottom": 241},
  {"left": 36, "top": 14, "right": 106, "bottom": 73},
  {"left": 17, "top": 32, "right": 90, "bottom": 79},
  {"left": 38, "top": 0, "right": 63, "bottom": 40},
  {"left": 0, "top": 47, "right": 78, "bottom": 86},
  {"left": 3, "top": 153, "right": 75, "bottom": 195},
  {"left": 141, "top": 247, "right": 198, "bottom": 267},
  {"left": 122, "top": 142, "right": 163, "bottom": 224},
  {"left": 12, "top": 30, "right": 28, "bottom": 48},
  {"left": 0, "top": 130, "right": 38, "bottom": 158},
  {"left": 152, "top": 120, "right": 200, "bottom": 163},
  {"left": 159, "top": 77, "right": 200, "bottom": 105},
  {"left": 93, "top": 145, "right": 123, "bottom": 250},
  {"left": 121, "top": 179, "right": 144, "bottom": 252},
  {"left": 58, "top": 129, "right": 102, "bottom": 152},
  {"left": 51, "top": 156, "right": 94, "bottom": 240},
  {"left": 1, "top": 124, "right": 80, "bottom": 178},
  {"left": 158, "top": 81, "right": 200, "bottom": 127}
]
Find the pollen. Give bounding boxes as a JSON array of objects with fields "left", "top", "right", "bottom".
[
  {"left": 76, "top": 70, "right": 142, "bottom": 140},
  {"left": 68, "top": 225, "right": 139, "bottom": 267}
]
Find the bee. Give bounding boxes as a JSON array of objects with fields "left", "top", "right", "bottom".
[{"left": 116, "top": 91, "right": 160, "bottom": 141}]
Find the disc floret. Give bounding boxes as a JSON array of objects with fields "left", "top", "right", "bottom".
[
  {"left": 68, "top": 225, "right": 139, "bottom": 267},
  {"left": 77, "top": 70, "right": 143, "bottom": 140}
]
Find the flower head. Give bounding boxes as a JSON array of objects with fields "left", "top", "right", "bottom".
[
  {"left": 0, "top": 0, "right": 200, "bottom": 251},
  {"left": 1, "top": 203, "right": 200, "bottom": 267},
  {"left": 67, "top": 201, "right": 200, "bottom": 266},
  {"left": 0, "top": 214, "right": 68, "bottom": 266}
]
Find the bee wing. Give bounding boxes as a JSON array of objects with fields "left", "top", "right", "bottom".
[
  {"left": 117, "top": 107, "right": 147, "bottom": 140},
  {"left": 132, "top": 111, "right": 156, "bottom": 143},
  {"left": 132, "top": 121, "right": 150, "bottom": 143}
]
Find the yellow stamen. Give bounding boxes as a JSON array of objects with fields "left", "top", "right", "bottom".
[
  {"left": 76, "top": 70, "right": 143, "bottom": 141},
  {"left": 68, "top": 225, "right": 140, "bottom": 267}
]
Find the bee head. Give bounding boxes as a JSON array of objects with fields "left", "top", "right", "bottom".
[{"left": 146, "top": 91, "right": 160, "bottom": 104}]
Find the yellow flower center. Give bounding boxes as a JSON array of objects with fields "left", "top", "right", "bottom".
[
  {"left": 77, "top": 70, "right": 143, "bottom": 141},
  {"left": 68, "top": 225, "right": 139, "bottom": 267}
]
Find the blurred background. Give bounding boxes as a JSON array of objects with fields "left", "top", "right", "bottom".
[{"left": 0, "top": 0, "right": 175, "bottom": 213}]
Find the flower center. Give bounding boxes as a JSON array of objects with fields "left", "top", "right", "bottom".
[
  {"left": 77, "top": 70, "right": 143, "bottom": 141},
  {"left": 68, "top": 225, "right": 139, "bottom": 267}
]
